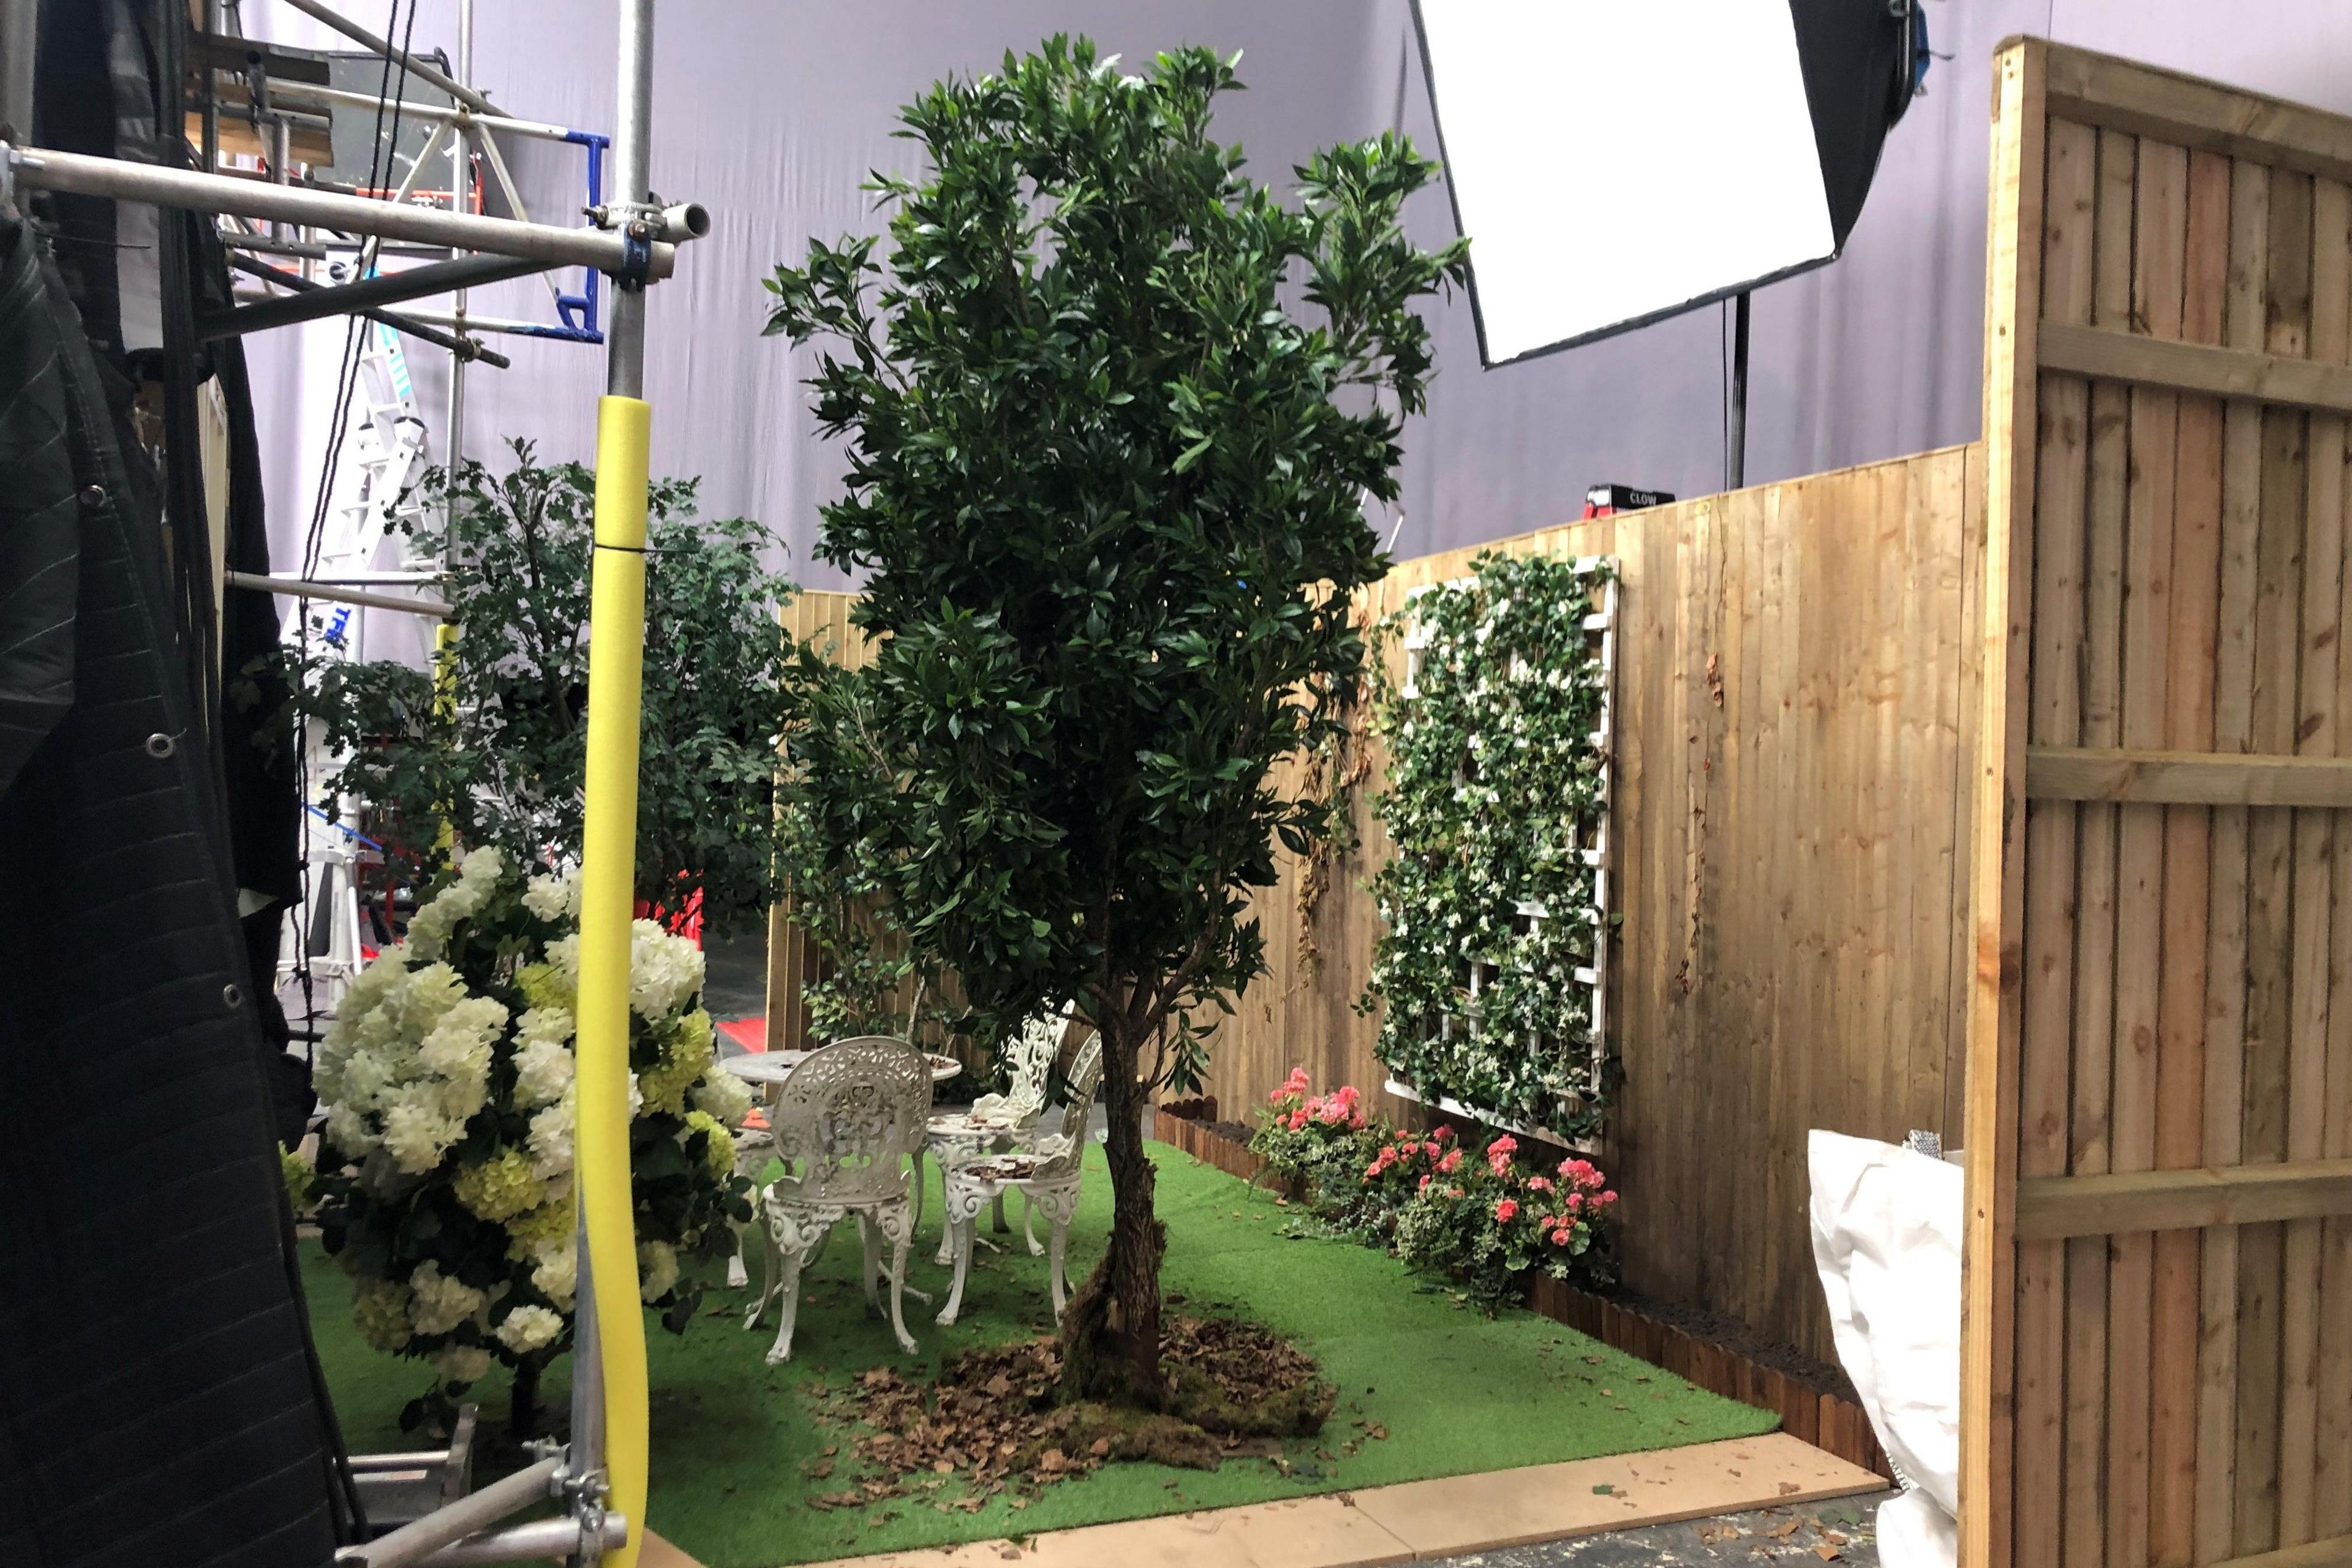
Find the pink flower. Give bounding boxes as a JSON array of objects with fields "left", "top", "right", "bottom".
[
  {"left": 1418, "top": 1174, "right": 1433, "bottom": 1192},
  {"left": 1596, "top": 1189, "right": 1619, "bottom": 1207},
  {"left": 1287, "top": 1108, "right": 1308, "bottom": 1131},
  {"left": 1565, "top": 1192, "right": 1584, "bottom": 1213},
  {"left": 1433, "top": 1125, "right": 1457, "bottom": 1142},
  {"left": 1493, "top": 1198, "right": 1520, "bottom": 1223},
  {"left": 1528, "top": 1175, "right": 1553, "bottom": 1193},
  {"left": 1365, "top": 1161, "right": 1382, "bottom": 1178},
  {"left": 1437, "top": 1148, "right": 1463, "bottom": 1174},
  {"left": 1423, "top": 1141, "right": 1442, "bottom": 1160},
  {"left": 1551, "top": 1227, "right": 1573, "bottom": 1246}
]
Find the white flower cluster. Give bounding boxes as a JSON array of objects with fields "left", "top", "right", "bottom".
[
  {"left": 521, "top": 865, "right": 582, "bottom": 922},
  {"left": 405, "top": 845, "right": 507, "bottom": 959},
  {"left": 543, "top": 918, "right": 703, "bottom": 1020},
  {"left": 315, "top": 845, "right": 752, "bottom": 1389},
  {"left": 496, "top": 1303, "right": 565, "bottom": 1355},
  {"left": 318, "top": 959, "right": 510, "bottom": 1175}
]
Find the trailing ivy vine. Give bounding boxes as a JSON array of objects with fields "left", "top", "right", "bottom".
[{"left": 1362, "top": 550, "right": 1615, "bottom": 1141}]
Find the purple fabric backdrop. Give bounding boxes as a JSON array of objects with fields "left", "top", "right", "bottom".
[{"left": 244, "top": 1, "right": 2352, "bottom": 629}]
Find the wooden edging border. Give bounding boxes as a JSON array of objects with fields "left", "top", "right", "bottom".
[{"left": 1150, "top": 1110, "right": 1891, "bottom": 1480}]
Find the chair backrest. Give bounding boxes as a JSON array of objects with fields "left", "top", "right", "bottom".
[
  {"left": 770, "top": 1035, "right": 930, "bottom": 1205},
  {"left": 998, "top": 1003, "right": 1072, "bottom": 1118},
  {"left": 1034, "top": 1032, "right": 1104, "bottom": 1175}
]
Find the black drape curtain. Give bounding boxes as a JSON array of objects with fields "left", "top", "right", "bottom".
[{"left": 0, "top": 2, "right": 352, "bottom": 1563}]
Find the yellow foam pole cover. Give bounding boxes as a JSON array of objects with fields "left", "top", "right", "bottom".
[
  {"left": 576, "top": 394, "right": 653, "bottom": 1568},
  {"left": 432, "top": 621, "right": 458, "bottom": 854}
]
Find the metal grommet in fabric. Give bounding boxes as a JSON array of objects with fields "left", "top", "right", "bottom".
[
  {"left": 222, "top": 984, "right": 243, "bottom": 1009},
  {"left": 145, "top": 733, "right": 175, "bottom": 758},
  {"left": 78, "top": 484, "right": 106, "bottom": 509}
]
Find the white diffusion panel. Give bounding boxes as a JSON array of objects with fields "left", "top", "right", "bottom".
[{"left": 1415, "top": 0, "right": 1838, "bottom": 364}]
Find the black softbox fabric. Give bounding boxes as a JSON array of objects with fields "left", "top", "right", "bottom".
[{"left": 1790, "top": 0, "right": 1919, "bottom": 251}]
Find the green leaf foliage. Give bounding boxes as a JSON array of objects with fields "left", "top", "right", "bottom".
[
  {"left": 1363, "top": 551, "right": 1616, "bottom": 1141},
  {"left": 268, "top": 441, "right": 796, "bottom": 938},
  {"left": 765, "top": 36, "right": 1468, "bottom": 1067}
]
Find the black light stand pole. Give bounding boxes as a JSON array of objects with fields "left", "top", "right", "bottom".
[{"left": 1726, "top": 287, "right": 1752, "bottom": 491}]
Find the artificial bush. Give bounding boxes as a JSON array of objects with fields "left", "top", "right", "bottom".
[
  {"left": 1252, "top": 1072, "right": 1616, "bottom": 1313},
  {"left": 311, "top": 848, "right": 754, "bottom": 1434}
]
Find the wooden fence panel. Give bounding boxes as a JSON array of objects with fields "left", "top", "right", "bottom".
[
  {"left": 1966, "top": 38, "right": 2352, "bottom": 1568},
  {"left": 1181, "top": 443, "right": 1985, "bottom": 1368}
]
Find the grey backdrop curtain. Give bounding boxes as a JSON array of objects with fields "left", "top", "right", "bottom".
[{"left": 246, "top": 0, "right": 2352, "bottom": 640}]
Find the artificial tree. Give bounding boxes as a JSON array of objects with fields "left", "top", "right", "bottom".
[
  {"left": 271, "top": 441, "right": 795, "bottom": 938},
  {"left": 765, "top": 36, "right": 1464, "bottom": 1404}
]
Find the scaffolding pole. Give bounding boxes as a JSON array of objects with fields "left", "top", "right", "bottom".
[
  {"left": 570, "top": 0, "right": 660, "bottom": 1559},
  {"left": 0, "top": 145, "right": 679, "bottom": 276}
]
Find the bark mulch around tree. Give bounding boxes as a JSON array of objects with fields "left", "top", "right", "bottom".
[{"left": 801, "top": 1313, "right": 1336, "bottom": 1516}]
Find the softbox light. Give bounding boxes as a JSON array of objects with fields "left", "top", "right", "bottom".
[{"left": 1413, "top": 0, "right": 1917, "bottom": 366}]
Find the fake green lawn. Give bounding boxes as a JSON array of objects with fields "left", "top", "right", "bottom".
[{"left": 307, "top": 1143, "right": 1776, "bottom": 1566}]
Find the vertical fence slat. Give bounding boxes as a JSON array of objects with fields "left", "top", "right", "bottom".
[
  {"left": 2022, "top": 110, "right": 2098, "bottom": 1568},
  {"left": 2150, "top": 145, "right": 2233, "bottom": 1568}
]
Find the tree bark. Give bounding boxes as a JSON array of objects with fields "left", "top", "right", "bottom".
[{"left": 1057, "top": 1025, "right": 1166, "bottom": 1407}]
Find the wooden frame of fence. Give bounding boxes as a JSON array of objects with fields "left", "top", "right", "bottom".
[
  {"left": 1963, "top": 37, "right": 2352, "bottom": 1568},
  {"left": 1193, "top": 442, "right": 1988, "bottom": 1371}
]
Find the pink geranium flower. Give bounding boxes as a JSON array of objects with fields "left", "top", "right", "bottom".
[
  {"left": 1528, "top": 1175, "right": 1553, "bottom": 1193},
  {"left": 1493, "top": 1198, "right": 1519, "bottom": 1223},
  {"left": 1437, "top": 1148, "right": 1463, "bottom": 1174},
  {"left": 1551, "top": 1227, "right": 1573, "bottom": 1246},
  {"left": 1418, "top": 1174, "right": 1433, "bottom": 1192}
]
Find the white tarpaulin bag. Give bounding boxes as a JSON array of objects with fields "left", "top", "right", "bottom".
[{"left": 1807, "top": 1129, "right": 1963, "bottom": 1567}]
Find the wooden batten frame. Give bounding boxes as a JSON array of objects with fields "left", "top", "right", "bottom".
[{"left": 1966, "top": 37, "right": 2352, "bottom": 1568}]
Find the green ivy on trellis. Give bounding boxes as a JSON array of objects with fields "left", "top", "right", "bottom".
[{"left": 1363, "top": 549, "right": 1616, "bottom": 1142}]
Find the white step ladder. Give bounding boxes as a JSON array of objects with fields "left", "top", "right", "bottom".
[{"left": 279, "top": 317, "right": 432, "bottom": 1028}]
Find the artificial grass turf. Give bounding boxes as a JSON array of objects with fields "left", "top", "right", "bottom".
[{"left": 307, "top": 1142, "right": 1776, "bottom": 1566}]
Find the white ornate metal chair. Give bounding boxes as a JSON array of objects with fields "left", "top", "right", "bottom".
[
  {"left": 916, "top": 1003, "right": 1070, "bottom": 1262},
  {"left": 937, "top": 1033, "right": 1103, "bottom": 1326},
  {"left": 742, "top": 1036, "right": 930, "bottom": 1362}
]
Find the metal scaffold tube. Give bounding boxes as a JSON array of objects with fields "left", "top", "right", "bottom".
[
  {"left": 1, "top": 146, "right": 679, "bottom": 277},
  {"left": 571, "top": 0, "right": 660, "bottom": 1559}
]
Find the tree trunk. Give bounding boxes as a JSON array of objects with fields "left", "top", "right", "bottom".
[
  {"left": 508, "top": 1354, "right": 543, "bottom": 1440},
  {"left": 1057, "top": 1026, "right": 1166, "bottom": 1407}
]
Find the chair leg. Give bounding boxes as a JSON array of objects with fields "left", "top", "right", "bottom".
[
  {"left": 765, "top": 1243, "right": 809, "bottom": 1365},
  {"left": 744, "top": 1218, "right": 779, "bottom": 1330},
  {"left": 880, "top": 1202, "right": 918, "bottom": 1354},
  {"left": 1023, "top": 1191, "right": 1044, "bottom": 1257},
  {"left": 991, "top": 1192, "right": 1009, "bottom": 1235},
  {"left": 856, "top": 1214, "right": 882, "bottom": 1315},
  {"left": 910, "top": 1146, "right": 928, "bottom": 1240},
  {"left": 938, "top": 1216, "right": 973, "bottom": 1326}
]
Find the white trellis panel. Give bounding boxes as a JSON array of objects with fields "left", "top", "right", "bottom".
[{"left": 1381, "top": 557, "right": 1618, "bottom": 1148}]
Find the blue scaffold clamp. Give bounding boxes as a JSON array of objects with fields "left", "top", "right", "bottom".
[{"left": 614, "top": 223, "right": 655, "bottom": 293}]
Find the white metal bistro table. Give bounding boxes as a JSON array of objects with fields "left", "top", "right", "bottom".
[{"left": 720, "top": 1049, "right": 961, "bottom": 1088}]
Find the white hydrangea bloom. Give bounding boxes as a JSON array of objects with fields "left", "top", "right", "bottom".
[
  {"left": 382, "top": 1099, "right": 464, "bottom": 1174},
  {"left": 530, "top": 1238, "right": 577, "bottom": 1307},
  {"left": 527, "top": 1093, "right": 575, "bottom": 1178},
  {"left": 511, "top": 1026, "right": 575, "bottom": 1109},
  {"left": 690, "top": 1068, "right": 753, "bottom": 1129},
  {"left": 628, "top": 921, "right": 705, "bottom": 1020},
  {"left": 495, "top": 1304, "right": 565, "bottom": 1355},
  {"left": 521, "top": 865, "right": 582, "bottom": 922},
  {"left": 636, "top": 1239, "right": 678, "bottom": 1303},
  {"left": 545, "top": 933, "right": 581, "bottom": 988},
  {"left": 418, "top": 996, "right": 506, "bottom": 1087},
  {"left": 432, "top": 1344, "right": 492, "bottom": 1384},
  {"left": 408, "top": 1261, "right": 487, "bottom": 1335},
  {"left": 457, "top": 845, "right": 503, "bottom": 884}
]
